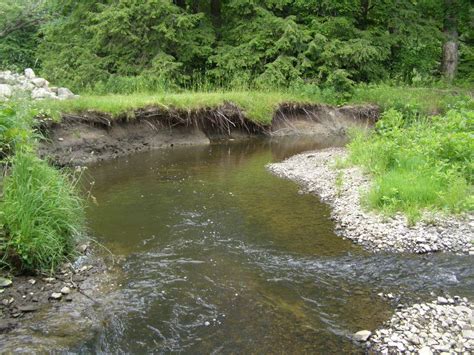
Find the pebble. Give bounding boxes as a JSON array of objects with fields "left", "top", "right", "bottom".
[
  {"left": 268, "top": 148, "right": 473, "bottom": 254},
  {"left": 368, "top": 295, "right": 473, "bottom": 353},
  {"left": 353, "top": 330, "right": 372, "bottom": 342},
  {"left": 60, "top": 287, "right": 71, "bottom": 295},
  {"left": 50, "top": 292, "right": 62, "bottom": 300}
]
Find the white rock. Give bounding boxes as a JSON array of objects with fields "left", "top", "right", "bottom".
[
  {"left": 32, "top": 87, "right": 56, "bottom": 100},
  {"left": 418, "top": 346, "right": 433, "bottom": 355},
  {"left": 31, "top": 77, "right": 49, "bottom": 88},
  {"left": 354, "top": 330, "right": 372, "bottom": 342},
  {"left": 0, "top": 84, "right": 12, "bottom": 98},
  {"left": 24, "top": 68, "right": 35, "bottom": 79},
  {"left": 50, "top": 292, "right": 62, "bottom": 300},
  {"left": 58, "top": 87, "right": 75, "bottom": 100},
  {"left": 60, "top": 286, "right": 71, "bottom": 295}
]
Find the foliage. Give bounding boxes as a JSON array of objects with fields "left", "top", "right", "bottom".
[
  {"left": 0, "top": 0, "right": 471, "bottom": 91},
  {"left": 0, "top": 101, "right": 85, "bottom": 273},
  {"left": 1, "top": 152, "right": 84, "bottom": 273},
  {"left": 348, "top": 102, "right": 474, "bottom": 223},
  {"left": 0, "top": 0, "right": 48, "bottom": 71},
  {"left": 0, "top": 101, "right": 36, "bottom": 160}
]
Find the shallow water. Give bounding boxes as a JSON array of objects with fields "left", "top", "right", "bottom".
[{"left": 73, "top": 138, "right": 473, "bottom": 353}]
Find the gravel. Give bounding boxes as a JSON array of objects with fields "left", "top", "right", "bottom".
[
  {"left": 268, "top": 148, "right": 474, "bottom": 254},
  {"left": 367, "top": 296, "right": 473, "bottom": 354}
]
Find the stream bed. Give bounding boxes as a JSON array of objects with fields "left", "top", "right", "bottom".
[{"left": 74, "top": 138, "right": 473, "bottom": 353}]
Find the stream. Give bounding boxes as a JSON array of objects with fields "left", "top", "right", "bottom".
[
  {"left": 72, "top": 138, "right": 473, "bottom": 353},
  {"left": 0, "top": 138, "right": 458, "bottom": 354}
]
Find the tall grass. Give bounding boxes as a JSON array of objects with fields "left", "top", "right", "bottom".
[
  {"left": 348, "top": 103, "right": 473, "bottom": 223},
  {"left": 0, "top": 102, "right": 86, "bottom": 273},
  {"left": 1, "top": 152, "right": 85, "bottom": 273}
]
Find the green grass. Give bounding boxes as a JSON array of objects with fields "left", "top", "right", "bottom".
[
  {"left": 36, "top": 85, "right": 472, "bottom": 125},
  {"left": 37, "top": 91, "right": 316, "bottom": 125},
  {"left": 1, "top": 152, "right": 85, "bottom": 273},
  {"left": 348, "top": 103, "right": 473, "bottom": 224},
  {"left": 0, "top": 101, "right": 86, "bottom": 274}
]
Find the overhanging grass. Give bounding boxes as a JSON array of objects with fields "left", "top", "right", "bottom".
[
  {"left": 36, "top": 91, "right": 316, "bottom": 124},
  {"left": 36, "top": 85, "right": 471, "bottom": 125}
]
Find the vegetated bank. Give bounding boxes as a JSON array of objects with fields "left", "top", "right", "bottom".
[
  {"left": 269, "top": 96, "right": 473, "bottom": 254},
  {"left": 269, "top": 93, "right": 474, "bottom": 353},
  {"left": 36, "top": 92, "right": 380, "bottom": 166},
  {"left": 0, "top": 100, "right": 109, "bottom": 337}
]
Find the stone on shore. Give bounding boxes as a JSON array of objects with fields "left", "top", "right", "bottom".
[{"left": 0, "top": 69, "right": 77, "bottom": 101}]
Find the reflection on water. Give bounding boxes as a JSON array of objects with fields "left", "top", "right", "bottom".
[{"left": 73, "top": 137, "right": 473, "bottom": 353}]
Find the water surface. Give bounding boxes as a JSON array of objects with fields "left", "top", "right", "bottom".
[{"left": 77, "top": 138, "right": 473, "bottom": 353}]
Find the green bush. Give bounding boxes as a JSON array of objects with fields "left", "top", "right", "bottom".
[
  {"left": 1, "top": 151, "right": 84, "bottom": 273},
  {"left": 348, "top": 104, "right": 474, "bottom": 223}
]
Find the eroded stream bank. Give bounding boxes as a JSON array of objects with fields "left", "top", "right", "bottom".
[
  {"left": 38, "top": 139, "right": 472, "bottom": 353},
  {"left": 38, "top": 103, "right": 378, "bottom": 166}
]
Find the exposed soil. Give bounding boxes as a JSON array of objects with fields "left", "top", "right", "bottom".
[
  {"left": 0, "top": 243, "right": 115, "bottom": 348},
  {"left": 38, "top": 103, "right": 379, "bottom": 166}
]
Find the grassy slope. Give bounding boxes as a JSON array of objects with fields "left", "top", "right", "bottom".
[{"left": 36, "top": 86, "right": 470, "bottom": 124}]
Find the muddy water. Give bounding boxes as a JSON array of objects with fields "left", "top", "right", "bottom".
[{"left": 75, "top": 138, "right": 473, "bottom": 353}]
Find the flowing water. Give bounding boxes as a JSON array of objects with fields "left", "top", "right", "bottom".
[{"left": 72, "top": 138, "right": 473, "bottom": 353}]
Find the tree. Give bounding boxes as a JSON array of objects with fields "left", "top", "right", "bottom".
[{"left": 442, "top": 0, "right": 459, "bottom": 82}]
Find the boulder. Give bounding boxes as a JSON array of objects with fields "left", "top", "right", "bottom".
[
  {"left": 0, "top": 84, "right": 12, "bottom": 99},
  {"left": 32, "top": 87, "right": 56, "bottom": 100},
  {"left": 31, "top": 77, "right": 49, "bottom": 88},
  {"left": 24, "top": 68, "right": 35, "bottom": 79},
  {"left": 58, "top": 87, "right": 75, "bottom": 100}
]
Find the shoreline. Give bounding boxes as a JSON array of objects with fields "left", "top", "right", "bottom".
[
  {"left": 0, "top": 245, "right": 117, "bottom": 352},
  {"left": 367, "top": 296, "right": 474, "bottom": 353},
  {"left": 268, "top": 147, "right": 473, "bottom": 255}
]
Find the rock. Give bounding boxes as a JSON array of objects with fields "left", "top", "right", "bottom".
[
  {"left": 19, "top": 305, "right": 39, "bottom": 313},
  {"left": 43, "top": 277, "right": 55, "bottom": 283},
  {"left": 32, "top": 87, "right": 56, "bottom": 99},
  {"left": 0, "top": 278, "right": 12, "bottom": 288},
  {"left": 60, "top": 286, "right": 71, "bottom": 295},
  {"left": 418, "top": 346, "right": 433, "bottom": 355},
  {"left": 50, "top": 292, "right": 62, "bottom": 300},
  {"left": 57, "top": 87, "right": 75, "bottom": 100},
  {"left": 354, "top": 330, "right": 372, "bottom": 342},
  {"left": 31, "top": 77, "right": 48, "bottom": 88},
  {"left": 437, "top": 296, "right": 448, "bottom": 305},
  {"left": 24, "top": 68, "right": 35, "bottom": 79},
  {"left": 78, "top": 244, "right": 89, "bottom": 253},
  {"left": 0, "top": 320, "right": 15, "bottom": 332},
  {"left": 462, "top": 329, "right": 474, "bottom": 340},
  {"left": 0, "top": 84, "right": 12, "bottom": 99},
  {"left": 28, "top": 279, "right": 36, "bottom": 285}
]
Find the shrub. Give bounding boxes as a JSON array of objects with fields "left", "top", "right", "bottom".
[
  {"left": 1, "top": 152, "right": 85, "bottom": 273},
  {"left": 348, "top": 105, "right": 474, "bottom": 223}
]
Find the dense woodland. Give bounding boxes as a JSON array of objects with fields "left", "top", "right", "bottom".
[{"left": 0, "top": 0, "right": 473, "bottom": 92}]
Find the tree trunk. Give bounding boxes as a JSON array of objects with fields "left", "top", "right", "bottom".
[
  {"left": 358, "top": 0, "right": 370, "bottom": 30},
  {"left": 210, "top": 0, "right": 221, "bottom": 27},
  {"left": 442, "top": 0, "right": 459, "bottom": 82},
  {"left": 174, "top": 0, "right": 186, "bottom": 9}
]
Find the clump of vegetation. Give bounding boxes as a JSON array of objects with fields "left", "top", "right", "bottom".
[
  {"left": 0, "top": 102, "right": 85, "bottom": 273},
  {"left": 348, "top": 99, "right": 473, "bottom": 223}
]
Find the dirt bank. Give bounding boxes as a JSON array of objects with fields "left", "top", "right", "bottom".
[
  {"left": 0, "top": 245, "right": 119, "bottom": 352},
  {"left": 38, "top": 103, "right": 379, "bottom": 166},
  {"left": 268, "top": 148, "right": 474, "bottom": 254}
]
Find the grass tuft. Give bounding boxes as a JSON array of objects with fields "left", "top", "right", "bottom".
[{"left": 1, "top": 148, "right": 85, "bottom": 273}]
